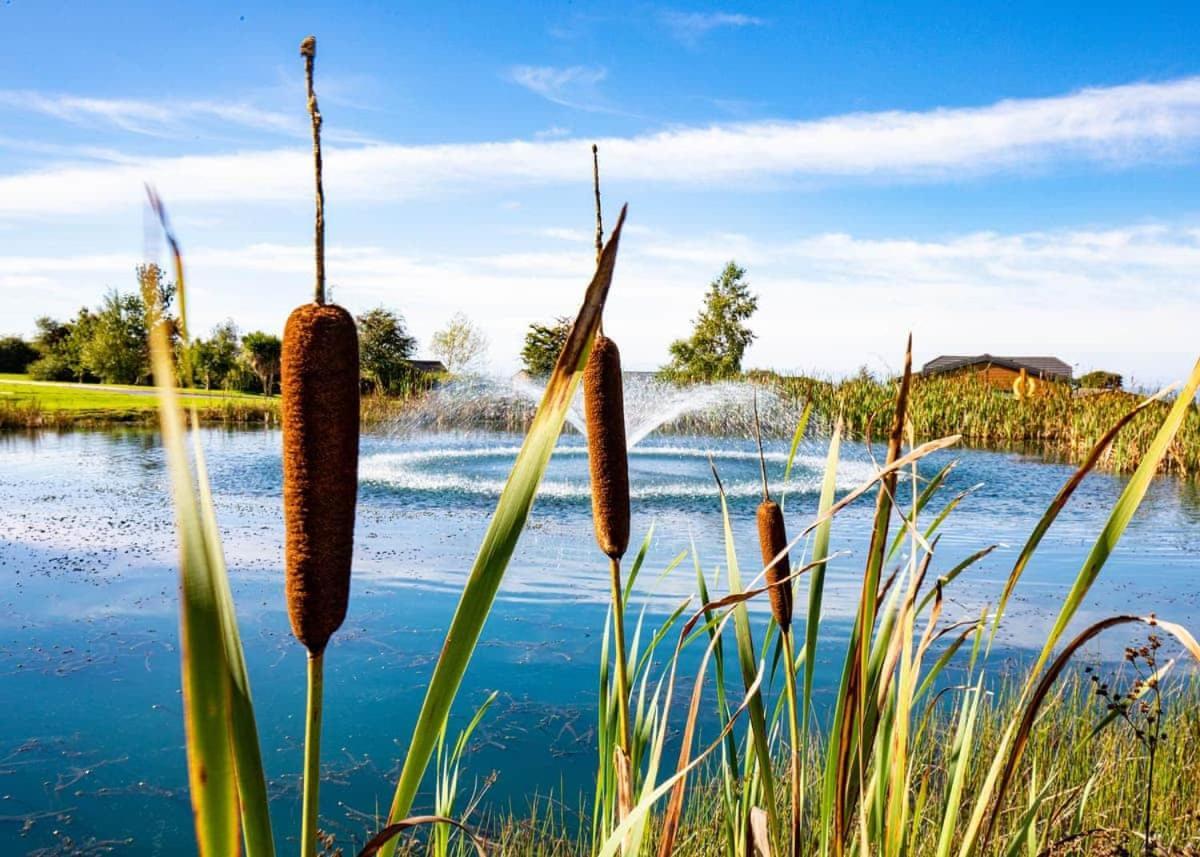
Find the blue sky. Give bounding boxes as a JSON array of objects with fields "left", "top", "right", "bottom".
[{"left": 3, "top": 1, "right": 1200, "bottom": 383}]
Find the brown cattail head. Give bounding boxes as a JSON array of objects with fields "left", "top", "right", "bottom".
[
  {"left": 282, "top": 302, "right": 360, "bottom": 655},
  {"left": 757, "top": 499, "right": 793, "bottom": 631},
  {"left": 583, "top": 334, "right": 630, "bottom": 560}
]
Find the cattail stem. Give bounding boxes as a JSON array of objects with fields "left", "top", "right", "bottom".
[
  {"left": 781, "top": 629, "right": 802, "bottom": 857},
  {"left": 608, "top": 556, "right": 632, "bottom": 755},
  {"left": 300, "top": 652, "right": 324, "bottom": 857},
  {"left": 301, "top": 35, "right": 326, "bottom": 305},
  {"left": 592, "top": 144, "right": 603, "bottom": 264},
  {"left": 753, "top": 390, "right": 769, "bottom": 501}
]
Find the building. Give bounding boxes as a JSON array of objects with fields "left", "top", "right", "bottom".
[
  {"left": 408, "top": 359, "right": 447, "bottom": 376},
  {"left": 919, "top": 354, "right": 1072, "bottom": 392}
]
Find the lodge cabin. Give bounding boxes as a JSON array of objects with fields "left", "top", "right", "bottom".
[{"left": 919, "top": 354, "right": 1072, "bottom": 396}]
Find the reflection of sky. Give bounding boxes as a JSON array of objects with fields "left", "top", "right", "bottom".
[{"left": 1, "top": 427, "right": 1198, "bottom": 852}]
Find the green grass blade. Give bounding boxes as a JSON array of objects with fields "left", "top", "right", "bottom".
[
  {"left": 151, "top": 317, "right": 241, "bottom": 857},
  {"left": 1031, "top": 359, "right": 1200, "bottom": 679},
  {"left": 713, "top": 464, "right": 779, "bottom": 829},
  {"left": 147, "top": 205, "right": 272, "bottom": 856},
  {"left": 381, "top": 208, "right": 628, "bottom": 848},
  {"left": 780, "top": 399, "right": 813, "bottom": 512},
  {"left": 804, "top": 419, "right": 841, "bottom": 731}
]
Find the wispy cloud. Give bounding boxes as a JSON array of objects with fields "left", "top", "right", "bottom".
[
  {"left": 661, "top": 10, "right": 766, "bottom": 45},
  {"left": 507, "top": 65, "right": 611, "bottom": 112},
  {"left": 0, "top": 89, "right": 302, "bottom": 139},
  {"left": 5, "top": 76, "right": 1200, "bottom": 215}
]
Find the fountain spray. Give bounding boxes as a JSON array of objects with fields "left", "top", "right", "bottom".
[
  {"left": 754, "top": 392, "right": 802, "bottom": 856},
  {"left": 582, "top": 145, "right": 635, "bottom": 824},
  {"left": 282, "top": 36, "right": 360, "bottom": 857}
]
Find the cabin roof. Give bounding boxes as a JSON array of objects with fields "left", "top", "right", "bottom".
[
  {"left": 920, "top": 354, "right": 1072, "bottom": 381},
  {"left": 408, "top": 359, "right": 447, "bottom": 374}
]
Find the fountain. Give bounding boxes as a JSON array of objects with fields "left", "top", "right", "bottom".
[
  {"left": 362, "top": 373, "right": 867, "bottom": 503},
  {"left": 390, "top": 372, "right": 808, "bottom": 447}
]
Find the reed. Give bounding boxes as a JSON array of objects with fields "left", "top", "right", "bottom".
[
  {"left": 583, "top": 144, "right": 637, "bottom": 844},
  {"left": 282, "top": 36, "right": 360, "bottom": 857},
  {"left": 772, "top": 371, "right": 1200, "bottom": 476}
]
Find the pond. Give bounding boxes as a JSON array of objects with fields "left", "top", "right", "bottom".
[{"left": 2, "top": 427, "right": 1198, "bottom": 854}]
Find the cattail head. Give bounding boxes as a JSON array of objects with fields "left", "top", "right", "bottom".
[
  {"left": 757, "top": 498, "right": 793, "bottom": 631},
  {"left": 282, "top": 302, "right": 360, "bottom": 655},
  {"left": 583, "top": 334, "right": 630, "bottom": 560}
]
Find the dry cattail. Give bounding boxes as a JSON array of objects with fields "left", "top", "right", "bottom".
[
  {"left": 282, "top": 302, "right": 360, "bottom": 654},
  {"left": 757, "top": 498, "right": 793, "bottom": 631},
  {"left": 584, "top": 334, "right": 630, "bottom": 561}
]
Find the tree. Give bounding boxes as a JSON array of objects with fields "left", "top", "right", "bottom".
[
  {"left": 659, "top": 261, "right": 758, "bottom": 383},
  {"left": 430, "top": 312, "right": 489, "bottom": 374},
  {"left": 27, "top": 315, "right": 81, "bottom": 381},
  {"left": 521, "top": 316, "right": 571, "bottom": 377},
  {"left": 1079, "top": 370, "right": 1122, "bottom": 391},
  {"left": 81, "top": 290, "right": 149, "bottom": 384},
  {"left": 190, "top": 321, "right": 240, "bottom": 390},
  {"left": 357, "top": 307, "right": 417, "bottom": 393},
  {"left": 241, "top": 331, "right": 282, "bottom": 394},
  {"left": 0, "top": 336, "right": 38, "bottom": 374}
]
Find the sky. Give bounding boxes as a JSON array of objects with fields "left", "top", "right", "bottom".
[{"left": 3, "top": 1, "right": 1200, "bottom": 384}]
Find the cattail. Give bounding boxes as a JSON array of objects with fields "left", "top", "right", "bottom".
[
  {"left": 757, "top": 498, "right": 793, "bottom": 631},
  {"left": 583, "top": 334, "right": 630, "bottom": 560},
  {"left": 282, "top": 35, "right": 360, "bottom": 657},
  {"left": 753, "top": 391, "right": 792, "bottom": 630},
  {"left": 282, "top": 302, "right": 359, "bottom": 654}
]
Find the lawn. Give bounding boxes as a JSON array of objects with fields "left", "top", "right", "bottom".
[{"left": 0, "top": 374, "right": 277, "bottom": 423}]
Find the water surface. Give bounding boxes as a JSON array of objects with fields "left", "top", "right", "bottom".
[{"left": 2, "top": 428, "right": 1198, "bottom": 854}]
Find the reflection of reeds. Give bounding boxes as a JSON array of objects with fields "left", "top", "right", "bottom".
[{"left": 282, "top": 36, "right": 360, "bottom": 857}]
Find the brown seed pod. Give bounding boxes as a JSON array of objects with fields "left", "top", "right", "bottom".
[
  {"left": 583, "top": 334, "right": 630, "bottom": 560},
  {"left": 757, "top": 498, "right": 793, "bottom": 631},
  {"left": 282, "top": 302, "right": 360, "bottom": 655}
]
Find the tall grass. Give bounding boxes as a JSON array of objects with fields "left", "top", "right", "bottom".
[{"left": 773, "top": 372, "right": 1200, "bottom": 476}]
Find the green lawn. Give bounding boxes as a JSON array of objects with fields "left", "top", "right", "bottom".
[{"left": 0, "top": 374, "right": 276, "bottom": 421}]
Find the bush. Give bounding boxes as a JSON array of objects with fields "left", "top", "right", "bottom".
[
  {"left": 26, "top": 353, "right": 76, "bottom": 381},
  {"left": 0, "top": 336, "right": 38, "bottom": 373},
  {"left": 1079, "top": 370, "right": 1122, "bottom": 390}
]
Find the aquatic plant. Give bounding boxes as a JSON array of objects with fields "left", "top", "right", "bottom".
[
  {"left": 282, "top": 36, "right": 362, "bottom": 857},
  {"left": 583, "top": 147, "right": 638, "bottom": 846},
  {"left": 773, "top": 371, "right": 1200, "bottom": 477}
]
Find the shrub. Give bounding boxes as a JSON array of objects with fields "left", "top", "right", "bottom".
[
  {"left": 0, "top": 336, "right": 38, "bottom": 373},
  {"left": 1079, "top": 369, "right": 1123, "bottom": 390}
]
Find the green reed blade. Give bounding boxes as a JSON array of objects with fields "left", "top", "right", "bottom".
[{"left": 380, "top": 208, "right": 628, "bottom": 852}]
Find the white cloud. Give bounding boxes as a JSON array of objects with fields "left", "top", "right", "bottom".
[
  {"left": 0, "top": 89, "right": 303, "bottom": 139},
  {"left": 507, "top": 65, "right": 610, "bottom": 111},
  {"left": 661, "top": 11, "right": 766, "bottom": 45},
  {"left": 6, "top": 76, "right": 1200, "bottom": 216},
  {"left": 4, "top": 222, "right": 1198, "bottom": 384}
]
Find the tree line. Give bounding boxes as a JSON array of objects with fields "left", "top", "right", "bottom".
[
  {"left": 0, "top": 266, "right": 490, "bottom": 395},
  {"left": 2, "top": 260, "right": 757, "bottom": 389}
]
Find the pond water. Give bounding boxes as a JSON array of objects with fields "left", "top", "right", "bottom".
[{"left": 2, "top": 427, "right": 1199, "bottom": 855}]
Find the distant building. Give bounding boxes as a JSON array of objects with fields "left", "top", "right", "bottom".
[
  {"left": 408, "top": 359, "right": 447, "bottom": 376},
  {"left": 920, "top": 354, "right": 1072, "bottom": 392}
]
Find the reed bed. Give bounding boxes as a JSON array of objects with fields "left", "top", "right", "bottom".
[
  {"left": 773, "top": 373, "right": 1200, "bottom": 476},
  {"left": 376, "top": 678, "right": 1200, "bottom": 857}
]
